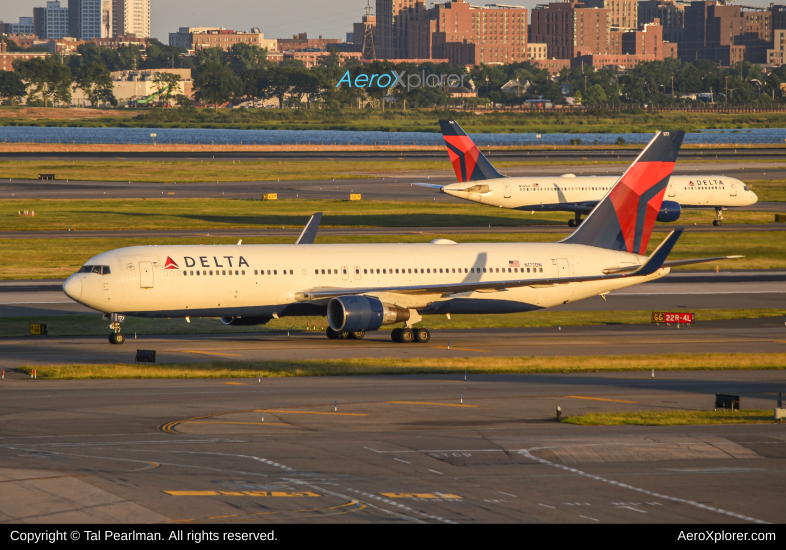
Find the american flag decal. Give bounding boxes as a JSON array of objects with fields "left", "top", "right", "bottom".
[{"left": 509, "top": 260, "right": 520, "bottom": 267}]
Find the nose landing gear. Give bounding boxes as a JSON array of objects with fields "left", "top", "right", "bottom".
[
  {"left": 568, "top": 213, "right": 583, "bottom": 228},
  {"left": 107, "top": 313, "right": 125, "bottom": 345}
]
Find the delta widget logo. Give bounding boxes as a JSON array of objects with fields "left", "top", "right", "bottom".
[{"left": 164, "top": 257, "right": 179, "bottom": 270}]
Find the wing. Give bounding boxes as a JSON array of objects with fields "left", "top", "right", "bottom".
[{"left": 296, "top": 230, "right": 684, "bottom": 301}]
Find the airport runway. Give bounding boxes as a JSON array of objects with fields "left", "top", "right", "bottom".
[
  {"left": 0, "top": 370, "right": 785, "bottom": 523},
  {"left": 0, "top": 317, "right": 784, "bottom": 369},
  {"left": 1, "top": 271, "right": 783, "bottom": 318},
  {"left": 1, "top": 162, "right": 784, "bottom": 207}
]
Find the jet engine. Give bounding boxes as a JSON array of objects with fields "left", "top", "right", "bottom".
[
  {"left": 657, "top": 200, "right": 681, "bottom": 223},
  {"left": 327, "top": 296, "right": 409, "bottom": 332},
  {"left": 220, "top": 316, "right": 271, "bottom": 326}
]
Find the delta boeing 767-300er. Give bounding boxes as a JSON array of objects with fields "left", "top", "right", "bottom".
[
  {"left": 417, "top": 120, "right": 757, "bottom": 227},
  {"left": 63, "top": 130, "right": 741, "bottom": 345}
]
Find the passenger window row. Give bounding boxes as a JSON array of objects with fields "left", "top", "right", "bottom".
[
  {"left": 175, "top": 266, "right": 546, "bottom": 278},
  {"left": 183, "top": 270, "right": 246, "bottom": 276}
]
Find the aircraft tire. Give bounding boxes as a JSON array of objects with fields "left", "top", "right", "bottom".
[
  {"left": 326, "top": 327, "right": 340, "bottom": 339},
  {"left": 338, "top": 331, "right": 350, "bottom": 339},
  {"left": 568, "top": 219, "right": 576, "bottom": 227},
  {"left": 109, "top": 333, "right": 125, "bottom": 345},
  {"left": 391, "top": 328, "right": 402, "bottom": 342},
  {"left": 349, "top": 331, "right": 365, "bottom": 340},
  {"left": 400, "top": 328, "right": 414, "bottom": 343},
  {"left": 414, "top": 328, "right": 430, "bottom": 343},
  {"left": 712, "top": 220, "right": 722, "bottom": 227}
]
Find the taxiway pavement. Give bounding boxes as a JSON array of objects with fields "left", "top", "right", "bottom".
[{"left": 0, "top": 370, "right": 784, "bottom": 523}]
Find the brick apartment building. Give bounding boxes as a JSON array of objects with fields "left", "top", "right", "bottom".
[
  {"left": 0, "top": 38, "right": 48, "bottom": 72},
  {"left": 530, "top": 1, "right": 609, "bottom": 59},
  {"left": 680, "top": 0, "right": 771, "bottom": 65},
  {"left": 638, "top": 0, "right": 685, "bottom": 43},
  {"left": 276, "top": 33, "right": 341, "bottom": 52},
  {"left": 169, "top": 27, "right": 277, "bottom": 52},
  {"left": 584, "top": 0, "right": 638, "bottom": 30}
]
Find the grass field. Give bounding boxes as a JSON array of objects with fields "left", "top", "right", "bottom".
[
  {"left": 15, "top": 352, "right": 786, "bottom": 380},
  {"left": 4, "top": 309, "right": 781, "bottom": 338},
  {"left": 563, "top": 410, "right": 775, "bottom": 425},
  {"left": 0, "top": 229, "right": 778, "bottom": 279},
  {"left": 0, "top": 198, "right": 778, "bottom": 234},
  {"left": 3, "top": 107, "right": 786, "bottom": 134},
  {"left": 747, "top": 179, "right": 786, "bottom": 202},
  {"left": 2, "top": 159, "right": 784, "bottom": 185}
]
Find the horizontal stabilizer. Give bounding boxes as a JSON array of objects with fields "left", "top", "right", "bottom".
[
  {"left": 628, "top": 228, "right": 683, "bottom": 277},
  {"left": 603, "top": 254, "right": 744, "bottom": 274},
  {"left": 411, "top": 182, "right": 444, "bottom": 190}
]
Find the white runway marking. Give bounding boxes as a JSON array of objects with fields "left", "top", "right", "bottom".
[{"left": 519, "top": 449, "right": 768, "bottom": 524}]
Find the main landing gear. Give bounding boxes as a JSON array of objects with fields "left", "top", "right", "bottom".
[
  {"left": 107, "top": 313, "right": 125, "bottom": 345},
  {"left": 713, "top": 206, "right": 725, "bottom": 227},
  {"left": 326, "top": 327, "right": 365, "bottom": 340},
  {"left": 391, "top": 327, "right": 430, "bottom": 343},
  {"left": 567, "top": 213, "right": 583, "bottom": 228}
]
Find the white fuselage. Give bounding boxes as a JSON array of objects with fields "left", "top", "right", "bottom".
[
  {"left": 442, "top": 175, "right": 758, "bottom": 211},
  {"left": 63, "top": 242, "right": 668, "bottom": 320}
]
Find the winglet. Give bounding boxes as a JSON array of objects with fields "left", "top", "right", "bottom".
[
  {"left": 296, "top": 212, "right": 322, "bottom": 245},
  {"left": 629, "top": 228, "right": 684, "bottom": 277}
]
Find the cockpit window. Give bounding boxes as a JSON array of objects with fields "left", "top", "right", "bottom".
[
  {"left": 743, "top": 185, "right": 750, "bottom": 191},
  {"left": 78, "top": 265, "right": 111, "bottom": 275}
]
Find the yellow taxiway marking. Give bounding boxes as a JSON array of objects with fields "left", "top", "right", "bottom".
[
  {"left": 433, "top": 346, "right": 489, "bottom": 352},
  {"left": 181, "top": 421, "right": 288, "bottom": 426},
  {"left": 566, "top": 395, "right": 637, "bottom": 404},
  {"left": 165, "top": 491, "right": 320, "bottom": 497},
  {"left": 179, "top": 351, "right": 242, "bottom": 357},
  {"left": 262, "top": 410, "right": 368, "bottom": 416},
  {"left": 224, "top": 382, "right": 246, "bottom": 385},
  {"left": 132, "top": 462, "right": 160, "bottom": 471},
  {"left": 381, "top": 493, "right": 462, "bottom": 499},
  {"left": 209, "top": 514, "right": 238, "bottom": 519},
  {"left": 389, "top": 401, "right": 477, "bottom": 408}
]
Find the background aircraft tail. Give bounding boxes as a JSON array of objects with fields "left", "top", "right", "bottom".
[
  {"left": 439, "top": 119, "right": 504, "bottom": 182},
  {"left": 562, "top": 130, "right": 685, "bottom": 255}
]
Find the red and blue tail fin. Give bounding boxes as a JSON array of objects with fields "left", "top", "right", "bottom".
[
  {"left": 439, "top": 119, "right": 503, "bottom": 182},
  {"left": 563, "top": 130, "right": 685, "bottom": 255}
]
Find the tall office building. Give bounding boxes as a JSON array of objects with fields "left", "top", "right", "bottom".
[
  {"left": 530, "top": 1, "right": 609, "bottom": 59},
  {"left": 68, "top": 0, "right": 112, "bottom": 39},
  {"left": 112, "top": 0, "right": 150, "bottom": 38},
  {"left": 35, "top": 2, "right": 70, "bottom": 40},
  {"left": 6, "top": 17, "right": 35, "bottom": 35},
  {"left": 584, "top": 0, "right": 638, "bottom": 30}
]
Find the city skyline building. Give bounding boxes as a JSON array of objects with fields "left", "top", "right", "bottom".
[
  {"left": 112, "top": 0, "right": 150, "bottom": 38},
  {"left": 68, "top": 0, "right": 112, "bottom": 40}
]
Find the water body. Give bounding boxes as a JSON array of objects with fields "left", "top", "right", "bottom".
[{"left": 0, "top": 126, "right": 783, "bottom": 146}]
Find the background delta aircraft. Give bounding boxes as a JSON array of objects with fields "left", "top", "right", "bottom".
[
  {"left": 417, "top": 120, "right": 757, "bottom": 227},
  {"left": 63, "top": 130, "right": 740, "bottom": 345}
]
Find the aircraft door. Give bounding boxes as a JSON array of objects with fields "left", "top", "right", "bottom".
[
  {"left": 341, "top": 266, "right": 349, "bottom": 281},
  {"left": 139, "top": 261, "right": 154, "bottom": 288},
  {"left": 667, "top": 183, "right": 676, "bottom": 197},
  {"left": 504, "top": 182, "right": 512, "bottom": 198},
  {"left": 354, "top": 266, "right": 361, "bottom": 280},
  {"left": 556, "top": 258, "right": 570, "bottom": 277},
  {"left": 730, "top": 183, "right": 737, "bottom": 196}
]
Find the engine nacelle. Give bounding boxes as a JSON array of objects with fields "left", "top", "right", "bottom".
[
  {"left": 220, "top": 316, "right": 271, "bottom": 326},
  {"left": 327, "top": 296, "right": 409, "bottom": 332},
  {"left": 657, "top": 200, "right": 681, "bottom": 223}
]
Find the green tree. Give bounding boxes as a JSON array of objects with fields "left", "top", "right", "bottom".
[
  {"left": 0, "top": 71, "right": 27, "bottom": 105},
  {"left": 227, "top": 43, "right": 268, "bottom": 74},
  {"left": 13, "top": 57, "right": 72, "bottom": 107},
  {"left": 141, "top": 40, "right": 193, "bottom": 69},
  {"left": 74, "top": 62, "right": 117, "bottom": 107},
  {"left": 152, "top": 72, "right": 183, "bottom": 107},
  {"left": 193, "top": 62, "right": 239, "bottom": 107},
  {"left": 196, "top": 47, "right": 223, "bottom": 66}
]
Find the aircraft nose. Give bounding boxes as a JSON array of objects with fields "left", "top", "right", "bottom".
[{"left": 63, "top": 275, "right": 82, "bottom": 301}]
